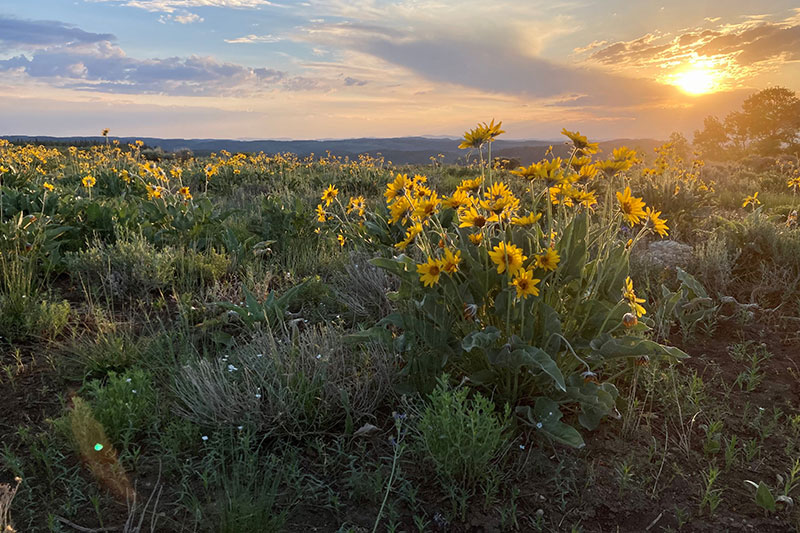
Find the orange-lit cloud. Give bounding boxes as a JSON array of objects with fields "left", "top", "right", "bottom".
[{"left": 578, "top": 10, "right": 800, "bottom": 92}]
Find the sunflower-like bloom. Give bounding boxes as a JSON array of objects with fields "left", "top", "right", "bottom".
[
  {"left": 570, "top": 156, "right": 593, "bottom": 172},
  {"left": 82, "top": 175, "right": 96, "bottom": 188},
  {"left": 321, "top": 184, "right": 339, "bottom": 206},
  {"left": 178, "top": 186, "right": 192, "bottom": 200},
  {"left": 788, "top": 176, "right": 800, "bottom": 191},
  {"left": 412, "top": 192, "right": 441, "bottom": 222},
  {"left": 574, "top": 189, "right": 598, "bottom": 209},
  {"left": 510, "top": 269, "right": 540, "bottom": 299},
  {"left": 576, "top": 163, "right": 599, "bottom": 182},
  {"left": 347, "top": 195, "right": 366, "bottom": 216},
  {"left": 455, "top": 177, "right": 483, "bottom": 194},
  {"left": 146, "top": 184, "right": 164, "bottom": 199},
  {"left": 43, "top": 182, "right": 54, "bottom": 192},
  {"left": 742, "top": 192, "right": 760, "bottom": 209},
  {"left": 549, "top": 184, "right": 575, "bottom": 207},
  {"left": 337, "top": 234, "right": 346, "bottom": 247},
  {"left": 441, "top": 248, "right": 461, "bottom": 274},
  {"left": 511, "top": 212, "right": 542, "bottom": 226},
  {"left": 489, "top": 242, "right": 527, "bottom": 275},
  {"left": 561, "top": 128, "right": 599, "bottom": 155},
  {"left": 389, "top": 196, "right": 412, "bottom": 224},
  {"left": 535, "top": 247, "right": 560, "bottom": 271},
  {"left": 512, "top": 158, "right": 565, "bottom": 185},
  {"left": 442, "top": 189, "right": 473, "bottom": 209},
  {"left": 622, "top": 276, "right": 646, "bottom": 317},
  {"left": 395, "top": 223, "right": 423, "bottom": 250},
  {"left": 385, "top": 173, "right": 410, "bottom": 202},
  {"left": 458, "top": 207, "right": 488, "bottom": 228},
  {"left": 616, "top": 186, "right": 646, "bottom": 225},
  {"left": 480, "top": 182, "right": 518, "bottom": 215},
  {"left": 468, "top": 233, "right": 483, "bottom": 245},
  {"left": 459, "top": 119, "right": 505, "bottom": 149},
  {"left": 316, "top": 204, "right": 327, "bottom": 222},
  {"left": 417, "top": 257, "right": 444, "bottom": 287},
  {"left": 644, "top": 207, "right": 668, "bottom": 237}
]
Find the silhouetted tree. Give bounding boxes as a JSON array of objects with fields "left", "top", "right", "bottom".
[{"left": 693, "top": 86, "right": 800, "bottom": 159}]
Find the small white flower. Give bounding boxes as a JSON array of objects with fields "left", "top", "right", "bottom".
[
  {"left": 536, "top": 422, "right": 543, "bottom": 429},
  {"left": 256, "top": 353, "right": 263, "bottom": 358},
  {"left": 519, "top": 444, "right": 525, "bottom": 450},
  {"left": 227, "top": 364, "right": 237, "bottom": 372},
  {"left": 255, "top": 393, "right": 262, "bottom": 399},
  {"left": 237, "top": 425, "right": 243, "bottom": 430},
  {"left": 126, "top": 378, "right": 132, "bottom": 383},
  {"left": 316, "top": 354, "right": 322, "bottom": 360},
  {"left": 201, "top": 435, "right": 208, "bottom": 441},
  {"left": 131, "top": 389, "right": 137, "bottom": 394}
]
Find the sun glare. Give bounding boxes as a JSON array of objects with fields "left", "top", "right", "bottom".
[{"left": 673, "top": 67, "right": 717, "bottom": 95}]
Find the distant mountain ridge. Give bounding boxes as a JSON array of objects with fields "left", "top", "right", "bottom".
[{"left": 1, "top": 135, "right": 664, "bottom": 165}]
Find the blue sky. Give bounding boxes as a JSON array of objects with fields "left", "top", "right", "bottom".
[{"left": 1, "top": 0, "right": 799, "bottom": 139}]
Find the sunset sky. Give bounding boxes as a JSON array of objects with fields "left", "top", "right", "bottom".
[{"left": 2, "top": 1, "right": 799, "bottom": 140}]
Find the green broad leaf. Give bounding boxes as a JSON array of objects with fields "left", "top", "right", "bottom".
[
  {"left": 557, "top": 213, "right": 588, "bottom": 281},
  {"left": 677, "top": 267, "right": 709, "bottom": 299},
  {"left": 755, "top": 481, "right": 776, "bottom": 512},
  {"left": 515, "top": 346, "right": 566, "bottom": 391},
  {"left": 592, "top": 335, "right": 689, "bottom": 360},
  {"left": 369, "top": 256, "right": 414, "bottom": 278},
  {"left": 467, "top": 369, "right": 496, "bottom": 385},
  {"left": 462, "top": 327, "right": 501, "bottom": 352},
  {"left": 565, "top": 379, "right": 619, "bottom": 430},
  {"left": 516, "top": 399, "right": 585, "bottom": 448}
]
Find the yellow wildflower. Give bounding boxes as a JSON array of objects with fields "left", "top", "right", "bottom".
[
  {"left": 511, "top": 212, "right": 542, "bottom": 226},
  {"left": 459, "top": 119, "right": 504, "bottom": 149},
  {"left": 616, "top": 187, "right": 646, "bottom": 225},
  {"left": 742, "top": 192, "right": 760, "bottom": 209},
  {"left": 417, "top": 257, "right": 443, "bottom": 287},
  {"left": 622, "top": 277, "right": 646, "bottom": 317},
  {"left": 535, "top": 248, "right": 560, "bottom": 271},
  {"left": 488, "top": 242, "right": 526, "bottom": 275},
  {"left": 458, "top": 207, "right": 488, "bottom": 229},
  {"left": 561, "top": 128, "right": 599, "bottom": 155},
  {"left": 441, "top": 248, "right": 461, "bottom": 274},
  {"left": 395, "top": 223, "right": 423, "bottom": 250},
  {"left": 510, "top": 269, "right": 540, "bottom": 299},
  {"left": 316, "top": 204, "right": 327, "bottom": 223},
  {"left": 321, "top": 184, "right": 339, "bottom": 206},
  {"left": 43, "top": 182, "right": 54, "bottom": 192},
  {"left": 82, "top": 175, "right": 96, "bottom": 188},
  {"left": 644, "top": 207, "right": 668, "bottom": 237}
]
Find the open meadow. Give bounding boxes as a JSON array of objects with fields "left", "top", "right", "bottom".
[{"left": 1, "top": 119, "right": 800, "bottom": 532}]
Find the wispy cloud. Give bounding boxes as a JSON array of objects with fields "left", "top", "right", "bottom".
[
  {"left": 0, "top": 16, "right": 314, "bottom": 96},
  {"left": 300, "top": 20, "right": 677, "bottom": 108},
  {"left": 161, "top": 12, "right": 204, "bottom": 24},
  {"left": 89, "top": 0, "right": 282, "bottom": 13},
  {"left": 577, "top": 11, "right": 800, "bottom": 87},
  {"left": 0, "top": 16, "right": 115, "bottom": 48},
  {"left": 224, "top": 34, "right": 281, "bottom": 44}
]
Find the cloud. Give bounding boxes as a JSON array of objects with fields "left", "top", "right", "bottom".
[
  {"left": 87, "top": 0, "right": 283, "bottom": 13},
  {"left": 0, "top": 16, "right": 115, "bottom": 48},
  {"left": 0, "top": 17, "right": 316, "bottom": 96},
  {"left": 225, "top": 34, "right": 281, "bottom": 44},
  {"left": 343, "top": 76, "right": 367, "bottom": 86},
  {"left": 301, "top": 21, "right": 677, "bottom": 108},
  {"left": 163, "top": 12, "right": 204, "bottom": 24},
  {"left": 579, "top": 12, "right": 800, "bottom": 86}
]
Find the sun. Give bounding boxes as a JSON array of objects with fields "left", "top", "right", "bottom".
[{"left": 673, "top": 67, "right": 717, "bottom": 95}]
